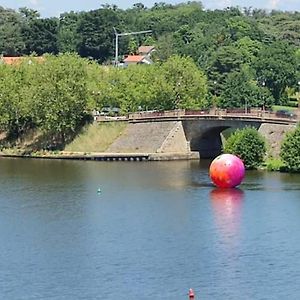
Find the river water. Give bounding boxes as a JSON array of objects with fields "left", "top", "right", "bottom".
[{"left": 0, "top": 158, "right": 300, "bottom": 300}]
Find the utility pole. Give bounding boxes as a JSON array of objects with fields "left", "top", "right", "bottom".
[
  {"left": 113, "top": 27, "right": 152, "bottom": 66},
  {"left": 298, "top": 81, "right": 300, "bottom": 110}
]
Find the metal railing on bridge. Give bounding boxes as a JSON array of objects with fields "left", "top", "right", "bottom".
[{"left": 94, "top": 108, "right": 299, "bottom": 124}]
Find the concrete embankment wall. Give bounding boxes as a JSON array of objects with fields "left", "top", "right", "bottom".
[
  {"left": 258, "top": 123, "right": 296, "bottom": 157},
  {"left": 106, "top": 121, "right": 188, "bottom": 153}
]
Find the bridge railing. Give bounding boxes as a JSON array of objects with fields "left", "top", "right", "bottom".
[
  {"left": 128, "top": 109, "right": 185, "bottom": 119},
  {"left": 95, "top": 108, "right": 298, "bottom": 123}
]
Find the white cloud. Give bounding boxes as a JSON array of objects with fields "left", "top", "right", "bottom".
[
  {"left": 27, "top": 0, "right": 45, "bottom": 14},
  {"left": 206, "top": 0, "right": 233, "bottom": 9},
  {"left": 29, "top": 0, "right": 40, "bottom": 5},
  {"left": 268, "top": 0, "right": 280, "bottom": 9},
  {"left": 221, "top": 0, "right": 233, "bottom": 7}
]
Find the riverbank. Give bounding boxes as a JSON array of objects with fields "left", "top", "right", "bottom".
[
  {"left": 0, "top": 151, "right": 200, "bottom": 162},
  {"left": 0, "top": 120, "right": 195, "bottom": 161},
  {"left": 0, "top": 118, "right": 295, "bottom": 169},
  {"left": 0, "top": 122, "right": 123, "bottom": 156}
]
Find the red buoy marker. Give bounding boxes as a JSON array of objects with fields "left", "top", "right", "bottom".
[{"left": 189, "top": 288, "right": 195, "bottom": 299}]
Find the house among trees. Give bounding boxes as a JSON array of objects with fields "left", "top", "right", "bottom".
[
  {"left": 0, "top": 56, "right": 44, "bottom": 65},
  {"left": 138, "top": 46, "right": 155, "bottom": 56},
  {"left": 123, "top": 54, "right": 153, "bottom": 65},
  {"left": 123, "top": 45, "right": 155, "bottom": 66}
]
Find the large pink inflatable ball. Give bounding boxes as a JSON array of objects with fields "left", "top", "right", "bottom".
[{"left": 209, "top": 154, "right": 245, "bottom": 188}]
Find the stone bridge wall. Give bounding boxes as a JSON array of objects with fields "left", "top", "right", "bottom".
[
  {"left": 105, "top": 119, "right": 296, "bottom": 158},
  {"left": 258, "top": 123, "right": 296, "bottom": 157},
  {"left": 106, "top": 121, "right": 190, "bottom": 155}
]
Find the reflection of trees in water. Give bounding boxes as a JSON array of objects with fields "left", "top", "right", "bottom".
[{"left": 210, "top": 188, "right": 244, "bottom": 250}]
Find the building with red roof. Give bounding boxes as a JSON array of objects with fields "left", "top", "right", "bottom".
[
  {"left": 123, "top": 55, "right": 153, "bottom": 65},
  {"left": 138, "top": 45, "right": 156, "bottom": 56},
  {"left": 0, "top": 56, "right": 44, "bottom": 65}
]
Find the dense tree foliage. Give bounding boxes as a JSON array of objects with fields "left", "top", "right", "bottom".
[
  {"left": 254, "top": 41, "right": 297, "bottom": 103},
  {"left": 89, "top": 55, "right": 208, "bottom": 113},
  {"left": 32, "top": 54, "right": 89, "bottom": 145},
  {"left": 23, "top": 18, "right": 59, "bottom": 55},
  {"left": 0, "top": 2, "right": 300, "bottom": 105},
  {"left": 0, "top": 60, "right": 33, "bottom": 136},
  {"left": 0, "top": 7, "right": 25, "bottom": 55},
  {"left": 223, "top": 127, "right": 266, "bottom": 169},
  {"left": 280, "top": 125, "right": 300, "bottom": 172},
  {"left": 0, "top": 54, "right": 89, "bottom": 147},
  {"left": 0, "top": 54, "right": 208, "bottom": 148},
  {"left": 77, "top": 8, "right": 123, "bottom": 62},
  {"left": 219, "top": 67, "right": 275, "bottom": 108},
  {"left": 57, "top": 12, "right": 82, "bottom": 53},
  {"left": 0, "top": 2, "right": 300, "bottom": 154}
]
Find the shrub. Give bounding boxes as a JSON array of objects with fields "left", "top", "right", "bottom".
[
  {"left": 280, "top": 125, "right": 300, "bottom": 172},
  {"left": 223, "top": 127, "right": 266, "bottom": 169},
  {"left": 264, "top": 157, "right": 285, "bottom": 171}
]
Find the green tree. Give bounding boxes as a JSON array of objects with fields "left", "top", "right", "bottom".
[
  {"left": 226, "top": 16, "right": 263, "bottom": 41},
  {"left": 22, "top": 17, "right": 59, "bottom": 55},
  {"left": 90, "top": 64, "right": 166, "bottom": 113},
  {"left": 153, "top": 33, "right": 176, "bottom": 61},
  {"left": 77, "top": 8, "right": 123, "bottom": 62},
  {"left": 219, "top": 67, "right": 275, "bottom": 109},
  {"left": 57, "top": 12, "right": 82, "bottom": 53},
  {"left": 0, "top": 7, "right": 25, "bottom": 55},
  {"left": 32, "top": 53, "right": 89, "bottom": 147},
  {"left": 0, "top": 58, "right": 37, "bottom": 137},
  {"left": 19, "top": 7, "right": 40, "bottom": 21},
  {"left": 234, "top": 37, "right": 262, "bottom": 65},
  {"left": 224, "top": 127, "right": 266, "bottom": 169},
  {"left": 128, "top": 38, "right": 138, "bottom": 54},
  {"left": 219, "top": 68, "right": 255, "bottom": 108},
  {"left": 159, "top": 55, "right": 209, "bottom": 109},
  {"left": 89, "top": 55, "right": 208, "bottom": 113},
  {"left": 254, "top": 41, "right": 297, "bottom": 103},
  {"left": 280, "top": 125, "right": 300, "bottom": 172},
  {"left": 207, "top": 45, "right": 244, "bottom": 95}
]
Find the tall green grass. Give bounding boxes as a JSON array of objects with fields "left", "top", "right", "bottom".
[
  {"left": 64, "top": 122, "right": 127, "bottom": 152},
  {"left": 264, "top": 157, "right": 285, "bottom": 171},
  {"left": 272, "top": 105, "right": 297, "bottom": 112}
]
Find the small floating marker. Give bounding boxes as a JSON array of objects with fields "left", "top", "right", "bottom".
[
  {"left": 188, "top": 288, "right": 195, "bottom": 299},
  {"left": 97, "top": 188, "right": 101, "bottom": 194}
]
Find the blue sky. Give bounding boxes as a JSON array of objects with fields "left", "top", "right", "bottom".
[{"left": 0, "top": 0, "right": 299, "bottom": 17}]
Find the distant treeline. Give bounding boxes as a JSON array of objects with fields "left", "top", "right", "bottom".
[{"left": 1, "top": 2, "right": 300, "bottom": 108}]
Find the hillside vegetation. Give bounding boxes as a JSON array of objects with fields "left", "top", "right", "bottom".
[{"left": 0, "top": 2, "right": 300, "bottom": 151}]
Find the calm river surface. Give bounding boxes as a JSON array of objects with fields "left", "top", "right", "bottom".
[{"left": 0, "top": 158, "right": 300, "bottom": 300}]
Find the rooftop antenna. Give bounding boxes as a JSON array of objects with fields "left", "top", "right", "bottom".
[{"left": 113, "top": 27, "right": 152, "bottom": 66}]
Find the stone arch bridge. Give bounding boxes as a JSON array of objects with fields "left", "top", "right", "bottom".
[{"left": 105, "top": 110, "right": 298, "bottom": 159}]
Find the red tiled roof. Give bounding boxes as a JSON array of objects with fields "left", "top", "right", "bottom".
[
  {"left": 124, "top": 55, "right": 145, "bottom": 63},
  {"left": 138, "top": 46, "right": 155, "bottom": 54},
  {"left": 1, "top": 56, "right": 44, "bottom": 65},
  {"left": 1, "top": 57, "right": 23, "bottom": 65}
]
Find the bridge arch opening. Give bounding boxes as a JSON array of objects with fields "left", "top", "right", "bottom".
[{"left": 190, "top": 126, "right": 230, "bottom": 159}]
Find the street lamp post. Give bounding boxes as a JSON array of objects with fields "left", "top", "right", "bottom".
[
  {"left": 262, "top": 80, "right": 266, "bottom": 114},
  {"left": 113, "top": 27, "right": 152, "bottom": 66},
  {"left": 298, "top": 81, "right": 300, "bottom": 109},
  {"left": 212, "top": 81, "right": 218, "bottom": 114}
]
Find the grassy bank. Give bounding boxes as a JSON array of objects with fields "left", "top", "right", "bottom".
[
  {"left": 64, "top": 122, "right": 127, "bottom": 153},
  {"left": 0, "top": 121, "right": 127, "bottom": 155}
]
